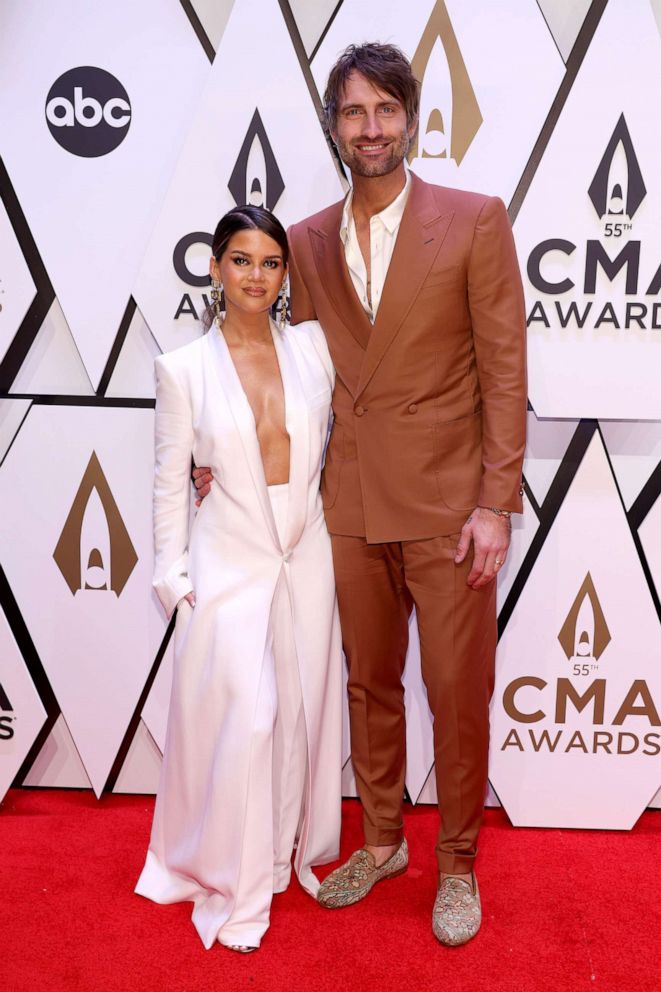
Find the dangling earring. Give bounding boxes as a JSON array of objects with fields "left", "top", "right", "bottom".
[
  {"left": 279, "top": 277, "right": 289, "bottom": 331},
  {"left": 210, "top": 277, "right": 223, "bottom": 328}
]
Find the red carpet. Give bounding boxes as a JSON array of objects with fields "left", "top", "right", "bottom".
[{"left": 3, "top": 789, "right": 659, "bottom": 992}]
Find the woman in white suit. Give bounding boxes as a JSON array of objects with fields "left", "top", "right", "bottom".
[{"left": 135, "top": 206, "right": 342, "bottom": 952}]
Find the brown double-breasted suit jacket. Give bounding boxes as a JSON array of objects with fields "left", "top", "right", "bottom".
[{"left": 287, "top": 173, "right": 527, "bottom": 543}]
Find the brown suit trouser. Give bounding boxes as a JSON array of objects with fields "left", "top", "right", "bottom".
[{"left": 330, "top": 532, "right": 497, "bottom": 876}]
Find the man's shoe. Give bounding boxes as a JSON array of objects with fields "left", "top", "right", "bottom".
[
  {"left": 432, "top": 872, "right": 481, "bottom": 946},
  {"left": 317, "top": 839, "right": 408, "bottom": 909}
]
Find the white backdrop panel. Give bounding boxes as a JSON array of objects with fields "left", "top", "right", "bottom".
[
  {"left": 105, "top": 308, "right": 160, "bottom": 401},
  {"left": 113, "top": 720, "right": 162, "bottom": 795},
  {"left": 0, "top": 405, "right": 166, "bottom": 796},
  {"left": 9, "top": 299, "right": 94, "bottom": 397},
  {"left": 537, "top": 0, "right": 592, "bottom": 61},
  {"left": 516, "top": 0, "right": 661, "bottom": 420},
  {"left": 134, "top": 0, "right": 345, "bottom": 358},
  {"left": 23, "top": 714, "right": 91, "bottom": 790},
  {"left": 289, "top": 0, "right": 344, "bottom": 56},
  {"left": 0, "top": 0, "right": 210, "bottom": 388},
  {"left": 189, "top": 0, "right": 235, "bottom": 51},
  {"left": 312, "top": 0, "right": 564, "bottom": 203},
  {"left": 490, "top": 432, "right": 661, "bottom": 828},
  {"left": 523, "top": 414, "right": 579, "bottom": 508},
  {"left": 601, "top": 420, "right": 661, "bottom": 511}
]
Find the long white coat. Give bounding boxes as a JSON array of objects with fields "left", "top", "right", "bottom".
[{"left": 135, "top": 319, "right": 342, "bottom": 949}]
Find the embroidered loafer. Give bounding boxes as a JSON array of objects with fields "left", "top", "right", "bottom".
[
  {"left": 432, "top": 872, "right": 481, "bottom": 946},
  {"left": 317, "top": 838, "right": 408, "bottom": 909}
]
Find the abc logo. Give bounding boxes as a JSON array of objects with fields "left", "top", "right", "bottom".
[{"left": 45, "top": 66, "right": 131, "bottom": 157}]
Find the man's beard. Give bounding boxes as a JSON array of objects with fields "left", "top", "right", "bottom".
[{"left": 335, "top": 128, "right": 411, "bottom": 178}]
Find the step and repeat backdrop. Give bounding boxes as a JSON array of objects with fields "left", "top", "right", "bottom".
[{"left": 0, "top": 0, "right": 660, "bottom": 829}]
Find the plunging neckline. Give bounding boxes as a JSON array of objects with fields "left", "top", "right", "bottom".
[
  {"left": 206, "top": 317, "right": 311, "bottom": 559},
  {"left": 216, "top": 318, "right": 291, "bottom": 486}
]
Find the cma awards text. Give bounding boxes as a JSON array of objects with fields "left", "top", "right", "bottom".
[{"left": 500, "top": 676, "right": 661, "bottom": 755}]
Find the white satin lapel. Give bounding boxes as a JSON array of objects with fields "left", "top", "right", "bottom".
[
  {"left": 207, "top": 327, "right": 281, "bottom": 551},
  {"left": 271, "top": 319, "right": 309, "bottom": 552}
]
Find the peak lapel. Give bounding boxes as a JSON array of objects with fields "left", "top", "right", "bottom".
[
  {"left": 356, "top": 175, "right": 455, "bottom": 398},
  {"left": 308, "top": 206, "right": 372, "bottom": 354}
]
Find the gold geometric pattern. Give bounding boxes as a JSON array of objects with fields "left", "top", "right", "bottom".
[
  {"left": 408, "top": 0, "right": 482, "bottom": 165},
  {"left": 53, "top": 451, "right": 137, "bottom": 597}
]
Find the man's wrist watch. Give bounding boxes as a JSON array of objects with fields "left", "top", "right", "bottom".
[{"left": 481, "top": 506, "right": 512, "bottom": 518}]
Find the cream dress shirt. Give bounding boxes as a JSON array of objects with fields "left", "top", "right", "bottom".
[{"left": 340, "top": 167, "right": 412, "bottom": 322}]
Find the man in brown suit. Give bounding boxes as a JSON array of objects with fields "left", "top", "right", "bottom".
[
  {"left": 288, "top": 42, "right": 525, "bottom": 946},
  {"left": 196, "top": 43, "right": 526, "bottom": 946}
]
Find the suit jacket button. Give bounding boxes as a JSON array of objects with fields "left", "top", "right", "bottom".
[
  {"left": 354, "top": 405, "right": 365, "bottom": 417},
  {"left": 408, "top": 403, "right": 418, "bottom": 414}
]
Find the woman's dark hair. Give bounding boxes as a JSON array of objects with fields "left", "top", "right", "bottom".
[
  {"left": 323, "top": 42, "right": 420, "bottom": 136},
  {"left": 202, "top": 204, "right": 288, "bottom": 330},
  {"left": 211, "top": 204, "right": 288, "bottom": 264}
]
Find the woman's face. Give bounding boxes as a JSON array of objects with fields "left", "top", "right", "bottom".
[{"left": 210, "top": 228, "right": 286, "bottom": 319}]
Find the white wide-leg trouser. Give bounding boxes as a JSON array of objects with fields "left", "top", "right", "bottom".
[{"left": 217, "top": 483, "right": 308, "bottom": 948}]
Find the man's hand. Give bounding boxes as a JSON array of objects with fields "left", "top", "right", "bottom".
[
  {"left": 192, "top": 466, "right": 213, "bottom": 507},
  {"left": 454, "top": 507, "right": 512, "bottom": 589}
]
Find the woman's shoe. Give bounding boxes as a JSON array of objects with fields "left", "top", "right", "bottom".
[{"left": 218, "top": 937, "right": 259, "bottom": 954}]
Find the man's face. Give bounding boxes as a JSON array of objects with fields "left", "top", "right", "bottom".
[{"left": 332, "top": 71, "right": 416, "bottom": 179}]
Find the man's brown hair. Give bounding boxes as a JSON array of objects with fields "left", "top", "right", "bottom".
[{"left": 323, "top": 42, "right": 420, "bottom": 135}]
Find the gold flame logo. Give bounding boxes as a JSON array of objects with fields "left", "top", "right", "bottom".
[
  {"left": 558, "top": 573, "right": 611, "bottom": 663},
  {"left": 408, "top": 0, "right": 482, "bottom": 166},
  {"left": 53, "top": 451, "right": 137, "bottom": 597}
]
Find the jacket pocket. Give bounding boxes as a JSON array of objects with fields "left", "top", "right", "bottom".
[{"left": 432, "top": 411, "right": 482, "bottom": 511}]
